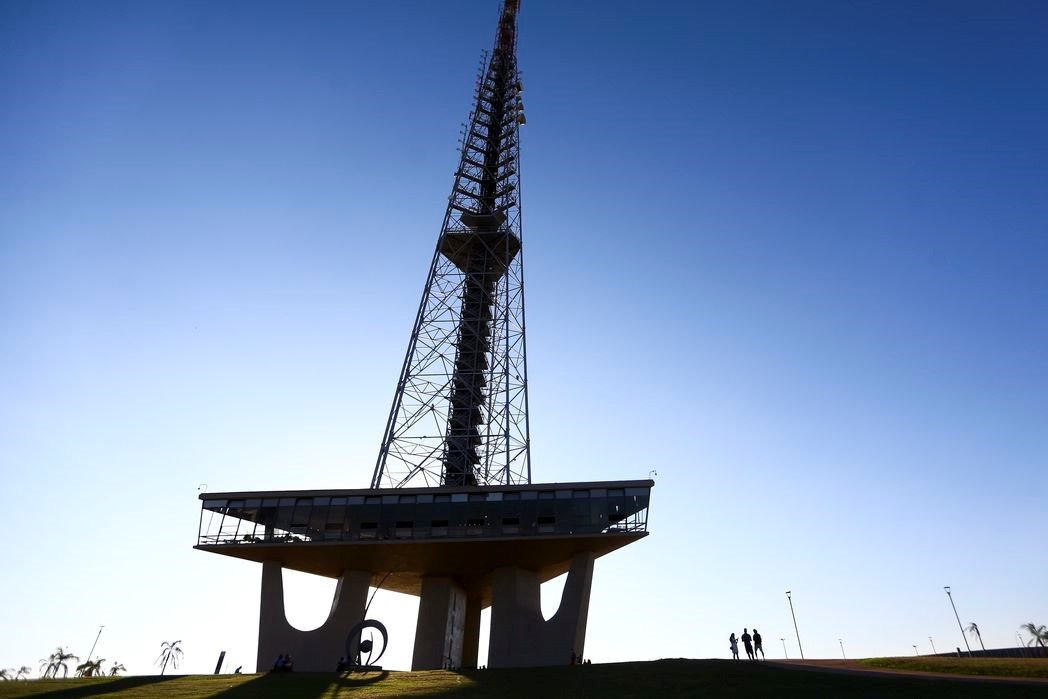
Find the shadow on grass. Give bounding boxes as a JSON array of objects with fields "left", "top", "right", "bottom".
[
  {"left": 31, "top": 675, "right": 180, "bottom": 698},
  {"left": 429, "top": 660, "right": 1048, "bottom": 699},
  {"left": 210, "top": 671, "right": 390, "bottom": 698},
  {"left": 21, "top": 661, "right": 1045, "bottom": 699}
]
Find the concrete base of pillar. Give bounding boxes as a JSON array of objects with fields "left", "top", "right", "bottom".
[
  {"left": 411, "top": 577, "right": 467, "bottom": 670},
  {"left": 488, "top": 551, "right": 595, "bottom": 668},
  {"left": 256, "top": 561, "right": 370, "bottom": 673}
]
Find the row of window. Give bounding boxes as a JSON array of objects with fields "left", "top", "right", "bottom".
[
  {"left": 202, "top": 487, "right": 648, "bottom": 513},
  {"left": 200, "top": 510, "right": 647, "bottom": 546},
  {"left": 203, "top": 498, "right": 645, "bottom": 533}
]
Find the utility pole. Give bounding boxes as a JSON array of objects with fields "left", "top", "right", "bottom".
[
  {"left": 943, "top": 586, "right": 972, "bottom": 657},
  {"left": 786, "top": 591, "right": 804, "bottom": 660}
]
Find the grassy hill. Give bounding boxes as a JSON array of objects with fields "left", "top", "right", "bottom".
[
  {"left": 860, "top": 656, "right": 1048, "bottom": 680},
  {"left": 0, "top": 659, "right": 1044, "bottom": 698}
]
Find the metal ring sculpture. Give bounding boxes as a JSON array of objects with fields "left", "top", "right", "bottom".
[{"left": 346, "top": 619, "right": 388, "bottom": 668}]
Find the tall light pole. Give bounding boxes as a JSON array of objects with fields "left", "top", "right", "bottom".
[
  {"left": 86, "top": 625, "right": 104, "bottom": 663},
  {"left": 780, "top": 638, "right": 788, "bottom": 659},
  {"left": 786, "top": 591, "right": 804, "bottom": 660},
  {"left": 913, "top": 644, "right": 919, "bottom": 656},
  {"left": 943, "top": 586, "right": 972, "bottom": 657},
  {"left": 929, "top": 636, "right": 937, "bottom": 654},
  {"left": 839, "top": 638, "right": 845, "bottom": 659}
]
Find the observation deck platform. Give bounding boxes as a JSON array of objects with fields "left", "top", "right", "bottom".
[{"left": 195, "top": 479, "right": 651, "bottom": 605}]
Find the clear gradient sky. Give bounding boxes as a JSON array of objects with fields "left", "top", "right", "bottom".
[{"left": 2, "top": 0, "right": 1046, "bottom": 676}]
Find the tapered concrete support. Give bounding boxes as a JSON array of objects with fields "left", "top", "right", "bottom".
[
  {"left": 488, "top": 551, "right": 596, "bottom": 668},
  {"left": 256, "top": 561, "right": 370, "bottom": 673},
  {"left": 411, "top": 577, "right": 467, "bottom": 670},
  {"left": 461, "top": 592, "right": 483, "bottom": 669}
]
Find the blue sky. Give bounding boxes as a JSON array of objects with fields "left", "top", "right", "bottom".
[{"left": 1, "top": 0, "right": 1045, "bottom": 674}]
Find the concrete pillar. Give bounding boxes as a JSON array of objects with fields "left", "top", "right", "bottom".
[
  {"left": 488, "top": 565, "right": 540, "bottom": 667},
  {"left": 488, "top": 551, "right": 596, "bottom": 668},
  {"left": 461, "top": 592, "right": 483, "bottom": 669},
  {"left": 411, "top": 577, "right": 466, "bottom": 670},
  {"left": 256, "top": 561, "right": 370, "bottom": 673}
]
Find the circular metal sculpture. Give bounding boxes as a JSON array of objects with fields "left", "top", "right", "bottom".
[{"left": 346, "top": 619, "right": 388, "bottom": 668}]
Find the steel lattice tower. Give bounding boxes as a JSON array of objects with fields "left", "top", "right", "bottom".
[
  {"left": 372, "top": 0, "right": 530, "bottom": 489},
  {"left": 196, "top": 0, "right": 653, "bottom": 673}
]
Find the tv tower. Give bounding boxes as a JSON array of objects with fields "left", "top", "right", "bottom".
[
  {"left": 373, "top": 0, "right": 529, "bottom": 489},
  {"left": 195, "top": 1, "right": 653, "bottom": 672}
]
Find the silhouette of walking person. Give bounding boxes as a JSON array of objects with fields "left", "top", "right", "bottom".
[
  {"left": 741, "top": 628, "right": 755, "bottom": 660},
  {"left": 753, "top": 628, "right": 765, "bottom": 660},
  {"left": 729, "top": 632, "right": 740, "bottom": 661}
]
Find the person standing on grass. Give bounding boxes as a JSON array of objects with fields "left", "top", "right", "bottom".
[
  {"left": 753, "top": 629, "right": 765, "bottom": 660},
  {"left": 729, "top": 633, "right": 740, "bottom": 660},
  {"left": 741, "top": 628, "right": 754, "bottom": 660}
]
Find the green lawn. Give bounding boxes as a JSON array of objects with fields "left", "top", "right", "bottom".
[
  {"left": 860, "top": 656, "right": 1048, "bottom": 680},
  {"left": 0, "top": 659, "right": 1044, "bottom": 698}
]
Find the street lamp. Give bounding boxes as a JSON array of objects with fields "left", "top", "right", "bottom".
[
  {"left": 929, "top": 636, "right": 937, "bottom": 654},
  {"left": 839, "top": 638, "right": 845, "bottom": 659},
  {"left": 943, "top": 586, "right": 972, "bottom": 657},
  {"left": 86, "top": 625, "right": 104, "bottom": 663},
  {"left": 913, "top": 644, "right": 919, "bottom": 656},
  {"left": 786, "top": 591, "right": 804, "bottom": 660},
  {"left": 780, "top": 638, "right": 788, "bottom": 659}
]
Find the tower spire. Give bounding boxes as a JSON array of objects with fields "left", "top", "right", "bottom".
[{"left": 372, "top": 0, "right": 529, "bottom": 489}]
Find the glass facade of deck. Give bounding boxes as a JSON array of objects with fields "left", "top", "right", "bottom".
[{"left": 197, "top": 483, "right": 650, "bottom": 546}]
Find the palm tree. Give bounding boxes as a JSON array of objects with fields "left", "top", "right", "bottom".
[
  {"left": 0, "top": 669, "right": 12, "bottom": 681},
  {"left": 75, "top": 658, "right": 104, "bottom": 678},
  {"left": 108, "top": 662, "right": 126, "bottom": 677},
  {"left": 966, "top": 622, "right": 987, "bottom": 652},
  {"left": 1021, "top": 623, "right": 1048, "bottom": 653},
  {"left": 16, "top": 667, "right": 30, "bottom": 680},
  {"left": 155, "top": 640, "right": 183, "bottom": 676},
  {"left": 40, "top": 647, "right": 79, "bottom": 679}
]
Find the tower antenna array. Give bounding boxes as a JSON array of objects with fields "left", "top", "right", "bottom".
[{"left": 372, "top": 0, "right": 530, "bottom": 489}]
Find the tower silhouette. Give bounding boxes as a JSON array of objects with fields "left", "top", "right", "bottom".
[
  {"left": 373, "top": 0, "right": 529, "bottom": 489},
  {"left": 195, "top": 1, "right": 653, "bottom": 672}
]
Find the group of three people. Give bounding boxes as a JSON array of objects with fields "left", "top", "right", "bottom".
[{"left": 729, "top": 628, "right": 764, "bottom": 660}]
